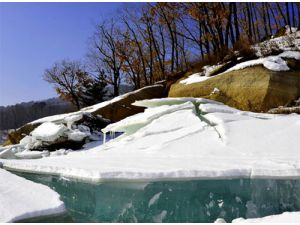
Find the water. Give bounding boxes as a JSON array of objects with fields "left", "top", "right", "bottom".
[{"left": 14, "top": 172, "right": 300, "bottom": 223}]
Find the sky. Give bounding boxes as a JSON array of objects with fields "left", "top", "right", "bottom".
[{"left": 0, "top": 2, "right": 126, "bottom": 106}]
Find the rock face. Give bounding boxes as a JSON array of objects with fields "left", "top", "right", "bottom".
[
  {"left": 169, "top": 66, "right": 300, "bottom": 112},
  {"left": 89, "top": 85, "right": 166, "bottom": 122}
]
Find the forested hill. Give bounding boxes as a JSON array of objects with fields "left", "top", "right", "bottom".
[{"left": 0, "top": 98, "right": 73, "bottom": 130}]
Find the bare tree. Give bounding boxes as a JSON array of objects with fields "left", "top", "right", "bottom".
[{"left": 44, "top": 60, "right": 92, "bottom": 110}]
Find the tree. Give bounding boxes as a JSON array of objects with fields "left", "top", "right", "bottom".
[
  {"left": 44, "top": 60, "right": 94, "bottom": 109},
  {"left": 89, "top": 22, "right": 123, "bottom": 97},
  {"left": 80, "top": 71, "right": 107, "bottom": 106}
]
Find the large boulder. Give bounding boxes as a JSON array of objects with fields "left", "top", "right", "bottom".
[
  {"left": 84, "top": 84, "right": 166, "bottom": 122},
  {"left": 169, "top": 65, "right": 300, "bottom": 112}
]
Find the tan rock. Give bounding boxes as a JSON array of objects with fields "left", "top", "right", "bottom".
[{"left": 169, "top": 66, "right": 300, "bottom": 112}]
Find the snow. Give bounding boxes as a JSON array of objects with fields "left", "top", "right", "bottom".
[
  {"left": 254, "top": 30, "right": 300, "bottom": 57},
  {"left": 0, "top": 168, "right": 65, "bottom": 222},
  {"left": 1, "top": 98, "right": 300, "bottom": 183},
  {"left": 232, "top": 211, "right": 300, "bottom": 223},
  {"left": 180, "top": 65, "right": 223, "bottom": 85},
  {"left": 223, "top": 54, "right": 294, "bottom": 74},
  {"left": 31, "top": 122, "right": 67, "bottom": 142},
  {"left": 180, "top": 73, "right": 210, "bottom": 85}
]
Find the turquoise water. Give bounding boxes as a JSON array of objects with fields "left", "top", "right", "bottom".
[{"left": 14, "top": 172, "right": 300, "bottom": 223}]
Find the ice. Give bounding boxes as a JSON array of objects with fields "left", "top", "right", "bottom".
[
  {"left": 148, "top": 192, "right": 162, "bottom": 208},
  {"left": 152, "top": 210, "right": 167, "bottom": 223},
  {"left": 199, "top": 103, "right": 240, "bottom": 114},
  {"left": 67, "top": 130, "right": 89, "bottom": 142},
  {"left": 133, "top": 97, "right": 222, "bottom": 108},
  {"left": 0, "top": 168, "right": 65, "bottom": 222},
  {"left": 15, "top": 150, "right": 46, "bottom": 159},
  {"left": 31, "top": 122, "right": 67, "bottom": 142},
  {"left": 232, "top": 211, "right": 300, "bottom": 223},
  {"left": 0, "top": 98, "right": 299, "bottom": 183},
  {"left": 102, "top": 101, "right": 195, "bottom": 135}
]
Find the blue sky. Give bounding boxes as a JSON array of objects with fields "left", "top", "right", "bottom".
[{"left": 0, "top": 2, "right": 126, "bottom": 106}]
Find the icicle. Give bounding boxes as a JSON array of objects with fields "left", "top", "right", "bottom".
[
  {"left": 103, "top": 132, "right": 106, "bottom": 144},
  {"left": 111, "top": 131, "right": 115, "bottom": 139}
]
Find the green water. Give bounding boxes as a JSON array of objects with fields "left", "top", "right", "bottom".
[{"left": 14, "top": 172, "right": 300, "bottom": 223}]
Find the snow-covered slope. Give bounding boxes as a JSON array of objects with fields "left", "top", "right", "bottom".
[
  {"left": 1, "top": 98, "right": 299, "bottom": 182},
  {"left": 0, "top": 168, "right": 65, "bottom": 222}
]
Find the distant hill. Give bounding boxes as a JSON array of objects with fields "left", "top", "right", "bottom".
[
  {"left": 0, "top": 84, "right": 133, "bottom": 132},
  {"left": 0, "top": 98, "right": 74, "bottom": 130}
]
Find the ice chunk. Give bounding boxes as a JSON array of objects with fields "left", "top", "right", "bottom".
[
  {"left": 31, "top": 122, "right": 67, "bottom": 142},
  {"left": 133, "top": 97, "right": 222, "bottom": 108},
  {"left": 15, "top": 150, "right": 45, "bottom": 159},
  {"left": 0, "top": 168, "right": 65, "bottom": 222},
  {"left": 199, "top": 103, "right": 240, "bottom": 114},
  {"left": 148, "top": 192, "right": 162, "bottom": 207},
  {"left": 102, "top": 102, "right": 195, "bottom": 135},
  {"left": 152, "top": 210, "right": 167, "bottom": 223},
  {"left": 67, "top": 130, "right": 89, "bottom": 142}
]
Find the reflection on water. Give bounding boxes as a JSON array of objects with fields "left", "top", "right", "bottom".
[{"left": 14, "top": 172, "right": 300, "bottom": 223}]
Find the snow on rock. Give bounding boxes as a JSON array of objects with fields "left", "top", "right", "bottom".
[
  {"left": 31, "top": 122, "right": 67, "bottom": 142},
  {"left": 232, "top": 211, "right": 300, "bottom": 223},
  {"left": 223, "top": 53, "right": 296, "bottom": 74},
  {"left": 180, "top": 73, "right": 211, "bottom": 85},
  {"left": 0, "top": 168, "right": 65, "bottom": 222},
  {"left": 0, "top": 98, "right": 300, "bottom": 182},
  {"left": 254, "top": 30, "right": 300, "bottom": 57},
  {"left": 180, "top": 65, "right": 223, "bottom": 85}
]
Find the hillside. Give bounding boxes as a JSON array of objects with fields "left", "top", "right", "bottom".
[{"left": 0, "top": 98, "right": 73, "bottom": 131}]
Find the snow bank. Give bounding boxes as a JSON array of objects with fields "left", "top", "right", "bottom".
[
  {"left": 232, "top": 211, "right": 300, "bottom": 223},
  {"left": 0, "top": 168, "right": 65, "bottom": 222},
  {"left": 1, "top": 98, "right": 300, "bottom": 183}
]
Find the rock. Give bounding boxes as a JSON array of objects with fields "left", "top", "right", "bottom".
[
  {"left": 169, "top": 66, "right": 300, "bottom": 112},
  {"left": 4, "top": 123, "right": 39, "bottom": 146},
  {"left": 90, "top": 85, "right": 166, "bottom": 122},
  {"left": 268, "top": 106, "right": 300, "bottom": 114}
]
